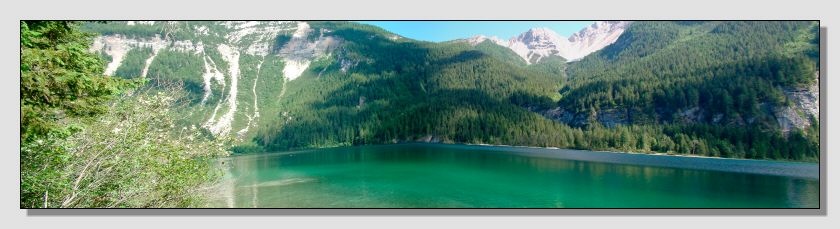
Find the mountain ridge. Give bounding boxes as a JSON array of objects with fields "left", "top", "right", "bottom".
[{"left": 463, "top": 21, "right": 631, "bottom": 63}]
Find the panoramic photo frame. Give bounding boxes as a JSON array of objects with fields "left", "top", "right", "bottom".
[{"left": 19, "top": 20, "right": 824, "bottom": 214}]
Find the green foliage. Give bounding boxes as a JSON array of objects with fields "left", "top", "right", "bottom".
[
  {"left": 527, "top": 55, "right": 567, "bottom": 78},
  {"left": 145, "top": 50, "right": 206, "bottom": 100},
  {"left": 473, "top": 40, "right": 527, "bottom": 66},
  {"left": 21, "top": 21, "right": 228, "bottom": 208},
  {"left": 20, "top": 21, "right": 140, "bottom": 141},
  {"left": 24, "top": 90, "right": 230, "bottom": 208},
  {"left": 557, "top": 21, "right": 819, "bottom": 161},
  {"left": 230, "top": 142, "right": 266, "bottom": 155},
  {"left": 562, "top": 54, "right": 813, "bottom": 120},
  {"left": 80, "top": 21, "right": 229, "bottom": 43},
  {"left": 20, "top": 21, "right": 140, "bottom": 207},
  {"left": 81, "top": 22, "right": 163, "bottom": 38},
  {"left": 564, "top": 21, "right": 817, "bottom": 116},
  {"left": 114, "top": 47, "right": 153, "bottom": 78}
]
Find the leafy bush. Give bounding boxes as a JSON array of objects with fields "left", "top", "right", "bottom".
[
  {"left": 20, "top": 21, "right": 230, "bottom": 208},
  {"left": 23, "top": 90, "right": 231, "bottom": 208}
]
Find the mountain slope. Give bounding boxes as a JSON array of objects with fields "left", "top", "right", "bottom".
[
  {"left": 84, "top": 21, "right": 334, "bottom": 138},
  {"left": 560, "top": 21, "right": 818, "bottom": 128},
  {"left": 551, "top": 21, "right": 820, "bottom": 160},
  {"left": 253, "top": 21, "right": 568, "bottom": 149},
  {"left": 82, "top": 21, "right": 820, "bottom": 161},
  {"left": 83, "top": 21, "right": 569, "bottom": 147}
]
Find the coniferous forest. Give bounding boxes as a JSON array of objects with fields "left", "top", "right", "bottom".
[{"left": 250, "top": 21, "right": 820, "bottom": 161}]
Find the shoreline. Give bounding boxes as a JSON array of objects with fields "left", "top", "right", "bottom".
[
  {"left": 429, "top": 142, "right": 819, "bottom": 179},
  {"left": 239, "top": 141, "right": 816, "bottom": 164},
  {"left": 225, "top": 142, "right": 819, "bottom": 179},
  {"left": 458, "top": 142, "right": 818, "bottom": 164}
]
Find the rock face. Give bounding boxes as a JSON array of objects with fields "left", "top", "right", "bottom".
[
  {"left": 91, "top": 34, "right": 169, "bottom": 76},
  {"left": 544, "top": 73, "right": 821, "bottom": 133},
  {"left": 277, "top": 22, "right": 341, "bottom": 80},
  {"left": 464, "top": 21, "right": 631, "bottom": 64},
  {"left": 88, "top": 21, "right": 337, "bottom": 138},
  {"left": 566, "top": 21, "right": 631, "bottom": 59},
  {"left": 787, "top": 73, "right": 820, "bottom": 119},
  {"left": 775, "top": 106, "right": 810, "bottom": 134},
  {"left": 776, "top": 72, "right": 820, "bottom": 134},
  {"left": 542, "top": 107, "right": 629, "bottom": 128}
]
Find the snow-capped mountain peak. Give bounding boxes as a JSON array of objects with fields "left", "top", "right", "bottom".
[{"left": 465, "top": 21, "right": 631, "bottom": 64}]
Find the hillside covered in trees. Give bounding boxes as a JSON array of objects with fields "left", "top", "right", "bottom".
[{"left": 76, "top": 21, "right": 820, "bottom": 161}]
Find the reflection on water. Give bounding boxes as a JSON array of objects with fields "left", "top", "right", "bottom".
[
  {"left": 240, "top": 177, "right": 316, "bottom": 188},
  {"left": 208, "top": 143, "right": 819, "bottom": 208}
]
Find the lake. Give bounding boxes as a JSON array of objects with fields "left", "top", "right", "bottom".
[{"left": 209, "top": 143, "right": 819, "bottom": 208}]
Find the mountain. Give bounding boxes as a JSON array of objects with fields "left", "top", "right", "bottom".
[
  {"left": 85, "top": 21, "right": 335, "bottom": 137},
  {"left": 81, "top": 21, "right": 820, "bottom": 161},
  {"left": 559, "top": 21, "right": 819, "bottom": 131},
  {"left": 553, "top": 21, "right": 820, "bottom": 159},
  {"left": 463, "top": 21, "right": 631, "bottom": 63},
  {"left": 82, "top": 21, "right": 567, "bottom": 146}
]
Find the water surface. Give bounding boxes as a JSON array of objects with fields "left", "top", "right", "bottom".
[{"left": 210, "top": 143, "right": 819, "bottom": 208}]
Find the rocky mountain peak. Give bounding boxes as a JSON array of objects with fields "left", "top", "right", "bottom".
[
  {"left": 519, "top": 27, "right": 561, "bottom": 41},
  {"left": 464, "top": 21, "right": 632, "bottom": 64},
  {"left": 464, "top": 35, "right": 505, "bottom": 46},
  {"left": 569, "top": 21, "right": 630, "bottom": 43}
]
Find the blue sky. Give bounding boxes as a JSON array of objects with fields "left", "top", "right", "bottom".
[{"left": 357, "top": 21, "right": 594, "bottom": 42}]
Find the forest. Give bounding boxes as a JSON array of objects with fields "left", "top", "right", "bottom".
[{"left": 252, "top": 21, "right": 820, "bottom": 161}]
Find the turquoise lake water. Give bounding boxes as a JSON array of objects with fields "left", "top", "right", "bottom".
[{"left": 210, "top": 143, "right": 819, "bottom": 208}]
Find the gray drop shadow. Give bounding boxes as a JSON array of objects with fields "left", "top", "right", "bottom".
[
  {"left": 23, "top": 208, "right": 826, "bottom": 216},
  {"left": 818, "top": 26, "right": 827, "bottom": 215}
]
